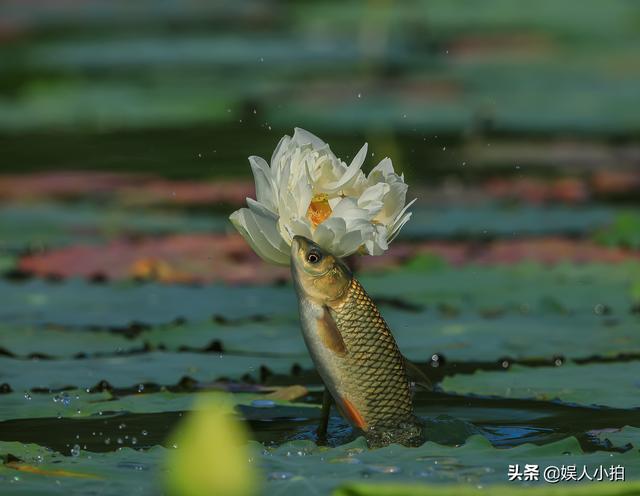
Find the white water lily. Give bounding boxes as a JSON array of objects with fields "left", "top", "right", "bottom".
[{"left": 229, "top": 128, "right": 415, "bottom": 265}]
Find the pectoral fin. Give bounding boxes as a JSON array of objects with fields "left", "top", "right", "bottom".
[
  {"left": 317, "top": 306, "right": 347, "bottom": 356},
  {"left": 404, "top": 357, "right": 433, "bottom": 391}
]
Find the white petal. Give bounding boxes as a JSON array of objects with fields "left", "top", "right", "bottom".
[
  {"left": 376, "top": 181, "right": 408, "bottom": 225},
  {"left": 293, "top": 127, "right": 328, "bottom": 150},
  {"left": 287, "top": 217, "right": 314, "bottom": 240},
  {"left": 329, "top": 197, "right": 372, "bottom": 228},
  {"left": 313, "top": 217, "right": 345, "bottom": 252},
  {"left": 387, "top": 198, "right": 416, "bottom": 241},
  {"left": 388, "top": 212, "right": 412, "bottom": 243},
  {"left": 364, "top": 224, "right": 389, "bottom": 255},
  {"left": 270, "top": 135, "right": 291, "bottom": 168},
  {"left": 322, "top": 143, "right": 368, "bottom": 193},
  {"left": 369, "top": 157, "right": 395, "bottom": 179},
  {"left": 336, "top": 228, "right": 368, "bottom": 256},
  {"left": 229, "top": 208, "right": 289, "bottom": 265},
  {"left": 358, "top": 183, "right": 389, "bottom": 217},
  {"left": 248, "top": 156, "right": 276, "bottom": 213}
]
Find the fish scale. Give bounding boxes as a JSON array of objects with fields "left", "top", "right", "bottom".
[{"left": 329, "top": 278, "right": 416, "bottom": 428}]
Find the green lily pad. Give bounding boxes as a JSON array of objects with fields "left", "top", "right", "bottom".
[
  {"left": 0, "top": 255, "right": 16, "bottom": 273},
  {"left": 334, "top": 481, "right": 640, "bottom": 496},
  {"left": 441, "top": 362, "right": 640, "bottom": 409},
  {"left": 0, "top": 325, "right": 135, "bottom": 358},
  {"left": 361, "top": 262, "right": 640, "bottom": 315},
  {"left": 0, "top": 279, "right": 295, "bottom": 327},
  {"left": 259, "top": 435, "right": 640, "bottom": 494},
  {"left": 0, "top": 203, "right": 226, "bottom": 251},
  {"left": 0, "top": 441, "right": 166, "bottom": 495},
  {"left": 3, "top": 433, "right": 640, "bottom": 496},
  {"left": 404, "top": 206, "right": 618, "bottom": 240},
  {"left": 595, "top": 211, "right": 640, "bottom": 250},
  {"left": 591, "top": 426, "right": 640, "bottom": 452},
  {"left": 0, "top": 352, "right": 311, "bottom": 391},
  {"left": 2, "top": 261, "right": 638, "bottom": 367}
]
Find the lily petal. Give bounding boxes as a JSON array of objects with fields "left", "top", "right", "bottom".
[
  {"left": 248, "top": 156, "right": 276, "bottom": 213},
  {"left": 323, "top": 143, "right": 368, "bottom": 193},
  {"left": 293, "top": 127, "right": 329, "bottom": 150},
  {"left": 229, "top": 208, "right": 289, "bottom": 265}
]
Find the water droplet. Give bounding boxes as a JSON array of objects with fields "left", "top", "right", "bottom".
[
  {"left": 118, "top": 423, "right": 126, "bottom": 430},
  {"left": 70, "top": 445, "right": 80, "bottom": 457},
  {"left": 23, "top": 392, "right": 32, "bottom": 400},
  {"left": 117, "top": 438, "right": 123, "bottom": 445},
  {"left": 268, "top": 472, "right": 293, "bottom": 481},
  {"left": 442, "top": 146, "right": 446, "bottom": 151},
  {"left": 594, "top": 303, "right": 611, "bottom": 315},
  {"left": 131, "top": 436, "right": 138, "bottom": 445},
  {"left": 252, "top": 109, "right": 257, "bottom": 114},
  {"left": 137, "top": 384, "right": 145, "bottom": 393},
  {"left": 104, "top": 437, "right": 111, "bottom": 445},
  {"left": 357, "top": 93, "right": 362, "bottom": 98},
  {"left": 141, "top": 430, "right": 148, "bottom": 436}
]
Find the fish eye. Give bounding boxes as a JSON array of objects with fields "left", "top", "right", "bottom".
[{"left": 307, "top": 251, "right": 322, "bottom": 264}]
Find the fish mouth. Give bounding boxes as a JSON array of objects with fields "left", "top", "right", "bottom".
[{"left": 290, "top": 235, "right": 310, "bottom": 273}]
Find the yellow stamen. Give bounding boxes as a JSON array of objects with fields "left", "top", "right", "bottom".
[{"left": 306, "top": 193, "right": 332, "bottom": 228}]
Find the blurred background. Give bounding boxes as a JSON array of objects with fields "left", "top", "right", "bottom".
[
  {"left": 1, "top": 0, "right": 639, "bottom": 182},
  {"left": 1, "top": 2, "right": 640, "bottom": 494}
]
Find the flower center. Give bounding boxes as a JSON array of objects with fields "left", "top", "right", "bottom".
[{"left": 306, "top": 193, "right": 332, "bottom": 228}]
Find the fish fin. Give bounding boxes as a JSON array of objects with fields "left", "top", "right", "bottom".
[
  {"left": 341, "top": 397, "right": 367, "bottom": 429},
  {"left": 316, "top": 306, "right": 347, "bottom": 356},
  {"left": 404, "top": 357, "right": 433, "bottom": 391}
]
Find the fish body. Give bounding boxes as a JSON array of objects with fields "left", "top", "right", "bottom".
[{"left": 291, "top": 236, "right": 424, "bottom": 447}]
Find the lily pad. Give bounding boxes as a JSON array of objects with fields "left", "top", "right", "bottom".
[
  {"left": 335, "top": 481, "right": 640, "bottom": 496},
  {"left": 441, "top": 362, "right": 640, "bottom": 409},
  {"left": 3, "top": 433, "right": 640, "bottom": 496},
  {"left": 0, "top": 352, "right": 311, "bottom": 391},
  {"left": 258, "top": 435, "right": 640, "bottom": 494},
  {"left": 361, "top": 262, "right": 640, "bottom": 315},
  {"left": 591, "top": 426, "right": 640, "bottom": 452},
  {"left": 0, "top": 278, "right": 295, "bottom": 327},
  {"left": 0, "top": 203, "right": 227, "bottom": 251},
  {"left": 0, "top": 441, "right": 166, "bottom": 495}
]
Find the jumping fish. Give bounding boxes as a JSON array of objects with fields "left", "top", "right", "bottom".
[{"left": 290, "top": 235, "right": 428, "bottom": 447}]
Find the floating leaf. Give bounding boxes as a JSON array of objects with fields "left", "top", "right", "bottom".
[{"left": 441, "top": 362, "right": 640, "bottom": 409}]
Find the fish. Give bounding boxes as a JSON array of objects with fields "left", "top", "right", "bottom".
[{"left": 290, "top": 235, "right": 428, "bottom": 447}]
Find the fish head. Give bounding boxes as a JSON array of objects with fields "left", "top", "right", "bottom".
[{"left": 291, "top": 236, "right": 351, "bottom": 303}]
